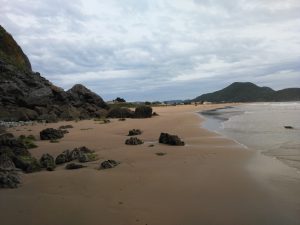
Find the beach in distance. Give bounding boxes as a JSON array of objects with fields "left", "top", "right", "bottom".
[{"left": 1, "top": 104, "right": 300, "bottom": 225}]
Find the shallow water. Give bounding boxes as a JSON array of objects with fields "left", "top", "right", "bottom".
[{"left": 201, "top": 102, "right": 300, "bottom": 170}]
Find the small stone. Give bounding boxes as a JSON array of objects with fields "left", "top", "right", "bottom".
[
  {"left": 100, "top": 160, "right": 120, "bottom": 169},
  {"left": 65, "top": 163, "right": 86, "bottom": 170}
]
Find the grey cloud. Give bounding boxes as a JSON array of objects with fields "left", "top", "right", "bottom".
[{"left": 0, "top": 0, "right": 300, "bottom": 101}]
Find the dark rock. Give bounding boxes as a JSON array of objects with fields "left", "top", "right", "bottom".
[
  {"left": 0, "top": 171, "right": 20, "bottom": 188},
  {"left": 100, "top": 160, "right": 120, "bottom": 169},
  {"left": 59, "top": 125, "right": 74, "bottom": 129},
  {"left": 12, "top": 155, "right": 41, "bottom": 173},
  {"left": 156, "top": 152, "right": 167, "bottom": 156},
  {"left": 56, "top": 147, "right": 96, "bottom": 164},
  {"left": 0, "top": 134, "right": 30, "bottom": 156},
  {"left": 67, "top": 84, "right": 108, "bottom": 109},
  {"left": 107, "top": 107, "right": 134, "bottom": 118},
  {"left": 284, "top": 126, "right": 294, "bottom": 129},
  {"left": 128, "top": 129, "right": 142, "bottom": 136},
  {"left": 55, "top": 150, "right": 71, "bottom": 165},
  {"left": 134, "top": 105, "right": 153, "bottom": 118},
  {"left": 0, "top": 153, "right": 16, "bottom": 171},
  {"left": 152, "top": 112, "right": 159, "bottom": 116},
  {"left": 78, "top": 152, "right": 97, "bottom": 163},
  {"left": 40, "top": 128, "right": 64, "bottom": 140},
  {"left": 65, "top": 163, "right": 86, "bottom": 170},
  {"left": 18, "top": 135, "right": 38, "bottom": 149},
  {"left": 40, "top": 153, "right": 56, "bottom": 171},
  {"left": 159, "top": 133, "right": 185, "bottom": 146},
  {"left": 125, "top": 137, "right": 143, "bottom": 145}
]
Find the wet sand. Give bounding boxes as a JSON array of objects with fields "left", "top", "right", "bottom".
[{"left": 1, "top": 104, "right": 299, "bottom": 225}]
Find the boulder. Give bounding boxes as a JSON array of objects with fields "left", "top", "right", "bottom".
[
  {"left": 125, "top": 137, "right": 143, "bottom": 145},
  {"left": 40, "top": 153, "right": 56, "bottom": 171},
  {"left": 0, "top": 134, "right": 30, "bottom": 156},
  {"left": 128, "top": 129, "right": 142, "bottom": 136},
  {"left": 0, "top": 171, "right": 20, "bottom": 188},
  {"left": 107, "top": 107, "right": 134, "bottom": 118},
  {"left": 134, "top": 105, "right": 153, "bottom": 118},
  {"left": 55, "top": 150, "right": 71, "bottom": 165},
  {"left": 59, "top": 125, "right": 74, "bottom": 129},
  {"left": 100, "top": 160, "right": 120, "bottom": 169},
  {"left": 40, "top": 128, "right": 64, "bottom": 140},
  {"left": 78, "top": 152, "right": 97, "bottom": 163},
  {"left": 12, "top": 155, "right": 41, "bottom": 173},
  {"left": 65, "top": 163, "right": 86, "bottom": 170},
  {"left": 0, "top": 153, "right": 16, "bottom": 171},
  {"left": 159, "top": 133, "right": 185, "bottom": 146},
  {"left": 55, "top": 147, "right": 96, "bottom": 164},
  {"left": 66, "top": 84, "right": 108, "bottom": 109}
]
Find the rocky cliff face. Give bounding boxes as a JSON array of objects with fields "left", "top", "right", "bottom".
[{"left": 0, "top": 25, "right": 108, "bottom": 122}]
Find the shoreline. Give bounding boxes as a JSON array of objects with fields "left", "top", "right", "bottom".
[{"left": 1, "top": 104, "right": 300, "bottom": 225}]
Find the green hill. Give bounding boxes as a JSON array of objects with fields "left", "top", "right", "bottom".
[{"left": 193, "top": 82, "right": 300, "bottom": 102}]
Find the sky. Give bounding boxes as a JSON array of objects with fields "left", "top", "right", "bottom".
[{"left": 1, "top": 0, "right": 300, "bottom": 101}]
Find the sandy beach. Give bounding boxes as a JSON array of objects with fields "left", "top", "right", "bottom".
[{"left": 1, "top": 104, "right": 300, "bottom": 225}]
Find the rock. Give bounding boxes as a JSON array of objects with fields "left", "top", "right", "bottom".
[
  {"left": 56, "top": 147, "right": 96, "bottom": 164},
  {"left": 159, "top": 133, "right": 185, "bottom": 146},
  {"left": 125, "top": 137, "right": 143, "bottom": 145},
  {"left": 128, "top": 129, "right": 142, "bottom": 136},
  {"left": 67, "top": 84, "right": 107, "bottom": 108},
  {"left": 40, "top": 128, "right": 64, "bottom": 140},
  {"left": 107, "top": 107, "right": 134, "bottom": 118},
  {"left": 155, "top": 152, "right": 167, "bottom": 156},
  {"left": 0, "top": 134, "right": 30, "bottom": 156},
  {"left": 78, "top": 152, "right": 97, "bottom": 163},
  {"left": 55, "top": 150, "right": 71, "bottom": 165},
  {"left": 40, "top": 153, "right": 56, "bottom": 171},
  {"left": 65, "top": 163, "right": 86, "bottom": 170},
  {"left": 18, "top": 135, "right": 38, "bottom": 149},
  {"left": 12, "top": 155, "right": 41, "bottom": 173},
  {"left": 0, "top": 171, "right": 20, "bottom": 188},
  {"left": 100, "top": 160, "right": 120, "bottom": 169},
  {"left": 0, "top": 153, "right": 15, "bottom": 171},
  {"left": 134, "top": 105, "right": 153, "bottom": 118},
  {"left": 284, "top": 126, "right": 294, "bottom": 129},
  {"left": 152, "top": 112, "right": 159, "bottom": 116},
  {"left": 59, "top": 125, "right": 74, "bottom": 129}
]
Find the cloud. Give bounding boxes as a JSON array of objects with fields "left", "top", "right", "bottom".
[{"left": 0, "top": 0, "right": 300, "bottom": 101}]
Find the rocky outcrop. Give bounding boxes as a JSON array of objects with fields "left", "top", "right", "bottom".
[
  {"left": 40, "top": 128, "right": 65, "bottom": 140},
  {"left": 0, "top": 25, "right": 108, "bottom": 122},
  {"left": 125, "top": 137, "right": 143, "bottom": 145},
  {"left": 159, "top": 133, "right": 185, "bottom": 146}
]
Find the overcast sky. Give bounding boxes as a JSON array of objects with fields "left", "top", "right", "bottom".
[{"left": 1, "top": 0, "right": 300, "bottom": 101}]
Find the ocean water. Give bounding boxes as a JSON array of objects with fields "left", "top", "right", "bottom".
[{"left": 200, "top": 103, "right": 300, "bottom": 170}]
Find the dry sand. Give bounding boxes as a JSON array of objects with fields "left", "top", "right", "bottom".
[{"left": 1, "top": 104, "right": 300, "bottom": 225}]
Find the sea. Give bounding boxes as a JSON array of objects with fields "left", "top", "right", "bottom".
[{"left": 200, "top": 102, "right": 300, "bottom": 170}]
